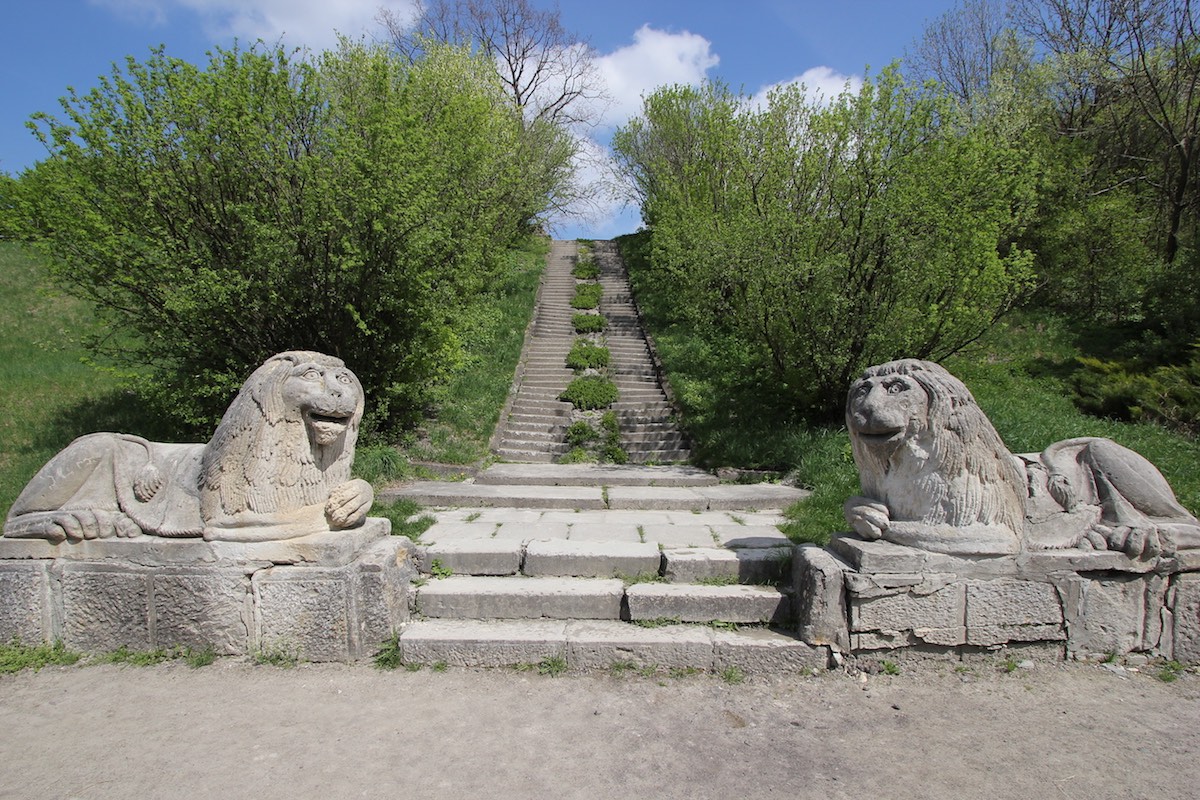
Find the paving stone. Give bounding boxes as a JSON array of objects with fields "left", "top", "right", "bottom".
[
  {"left": 626, "top": 583, "right": 792, "bottom": 624},
  {"left": 712, "top": 524, "right": 791, "bottom": 549},
  {"left": 477, "top": 464, "right": 717, "bottom": 487},
  {"left": 712, "top": 628, "right": 829, "bottom": 673},
  {"left": 416, "top": 576, "right": 624, "bottom": 620},
  {"left": 565, "top": 620, "right": 715, "bottom": 670},
  {"left": 565, "top": 523, "right": 642, "bottom": 543},
  {"left": 643, "top": 524, "right": 718, "bottom": 547},
  {"left": 420, "top": 522, "right": 502, "bottom": 544},
  {"left": 492, "top": 522, "right": 571, "bottom": 541},
  {"left": 400, "top": 619, "right": 568, "bottom": 667},
  {"left": 524, "top": 540, "right": 661, "bottom": 578}
]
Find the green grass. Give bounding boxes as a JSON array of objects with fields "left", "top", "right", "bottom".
[
  {"left": 566, "top": 339, "right": 610, "bottom": 371},
  {"left": 0, "top": 639, "right": 82, "bottom": 673},
  {"left": 570, "top": 282, "right": 603, "bottom": 310},
  {"left": 559, "top": 375, "right": 619, "bottom": 410},
  {"left": 572, "top": 313, "right": 606, "bottom": 333},
  {"left": 370, "top": 497, "right": 436, "bottom": 541},
  {"left": 373, "top": 635, "right": 403, "bottom": 670}
]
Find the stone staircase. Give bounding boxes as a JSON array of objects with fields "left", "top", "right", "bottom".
[
  {"left": 381, "top": 464, "right": 824, "bottom": 672},
  {"left": 593, "top": 241, "right": 691, "bottom": 463},
  {"left": 491, "top": 239, "right": 691, "bottom": 464}
]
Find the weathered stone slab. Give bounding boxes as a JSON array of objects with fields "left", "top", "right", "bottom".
[
  {"left": 831, "top": 534, "right": 931, "bottom": 574},
  {"left": 475, "top": 463, "right": 717, "bottom": 487},
  {"left": 0, "top": 562, "right": 50, "bottom": 643},
  {"left": 793, "top": 545, "right": 850, "bottom": 651},
  {"left": 712, "top": 628, "right": 828, "bottom": 673},
  {"left": 416, "top": 576, "right": 624, "bottom": 620},
  {"left": 850, "top": 582, "right": 965, "bottom": 633},
  {"left": 641, "top": 524, "right": 717, "bottom": 547},
  {"left": 626, "top": 583, "right": 791, "bottom": 624},
  {"left": 712, "top": 525, "right": 792, "bottom": 549},
  {"left": 1060, "top": 574, "right": 1165, "bottom": 660},
  {"left": 1171, "top": 573, "right": 1200, "bottom": 663},
  {"left": 523, "top": 540, "right": 660, "bottom": 578},
  {"left": 61, "top": 563, "right": 152, "bottom": 652},
  {"left": 152, "top": 569, "right": 250, "bottom": 654},
  {"left": 565, "top": 620, "right": 714, "bottom": 669},
  {"left": 698, "top": 484, "right": 811, "bottom": 511},
  {"left": 565, "top": 523, "right": 642, "bottom": 543},
  {"left": 400, "top": 619, "right": 568, "bottom": 667},
  {"left": 422, "top": 538, "right": 522, "bottom": 576},
  {"left": 965, "top": 580, "right": 1064, "bottom": 646},
  {"left": 606, "top": 486, "right": 706, "bottom": 511},
  {"left": 383, "top": 482, "right": 605, "bottom": 509},
  {"left": 662, "top": 548, "right": 738, "bottom": 583},
  {"left": 253, "top": 568, "right": 352, "bottom": 662},
  {"left": 492, "top": 523, "right": 570, "bottom": 541},
  {"left": 420, "top": 522, "right": 501, "bottom": 545}
]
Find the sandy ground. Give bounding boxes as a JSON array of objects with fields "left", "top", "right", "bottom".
[{"left": 1, "top": 657, "right": 1196, "bottom": 800}]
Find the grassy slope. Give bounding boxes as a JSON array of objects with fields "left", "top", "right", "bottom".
[
  {"left": 617, "top": 233, "right": 1200, "bottom": 544},
  {"left": 0, "top": 238, "right": 547, "bottom": 520}
]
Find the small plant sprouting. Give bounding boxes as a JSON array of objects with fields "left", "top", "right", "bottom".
[
  {"left": 609, "top": 660, "right": 637, "bottom": 678},
  {"left": 253, "top": 641, "right": 299, "bottom": 668},
  {"left": 431, "top": 661, "right": 449, "bottom": 673},
  {"left": 0, "top": 638, "right": 82, "bottom": 674},
  {"left": 881, "top": 660, "right": 901, "bottom": 676},
  {"left": 184, "top": 646, "right": 217, "bottom": 669},
  {"left": 465, "top": 511, "right": 482, "bottom": 523},
  {"left": 1157, "top": 660, "right": 1185, "bottom": 682},
  {"left": 719, "top": 666, "right": 745, "bottom": 685},
  {"left": 537, "top": 655, "right": 568, "bottom": 677},
  {"left": 374, "top": 636, "right": 403, "bottom": 670},
  {"left": 696, "top": 575, "right": 738, "bottom": 586},
  {"left": 1002, "top": 657, "right": 1019, "bottom": 674},
  {"left": 430, "top": 559, "right": 453, "bottom": 579}
]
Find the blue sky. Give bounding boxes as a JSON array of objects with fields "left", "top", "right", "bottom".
[{"left": 2, "top": 0, "right": 962, "bottom": 237}]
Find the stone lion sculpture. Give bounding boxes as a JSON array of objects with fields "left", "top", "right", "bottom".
[
  {"left": 843, "top": 359, "right": 1200, "bottom": 558},
  {"left": 4, "top": 351, "right": 374, "bottom": 544}
]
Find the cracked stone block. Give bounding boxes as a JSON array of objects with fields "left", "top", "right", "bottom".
[
  {"left": 254, "top": 568, "right": 352, "bottom": 662},
  {"left": 1171, "top": 574, "right": 1200, "bottom": 663},
  {"left": 152, "top": 570, "right": 251, "bottom": 655},
  {"left": 793, "top": 545, "right": 850, "bottom": 651},
  {"left": 965, "top": 580, "right": 1064, "bottom": 646},
  {"left": 850, "top": 583, "right": 964, "bottom": 633}
]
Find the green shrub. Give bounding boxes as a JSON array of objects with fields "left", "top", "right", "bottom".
[
  {"left": 573, "top": 313, "right": 607, "bottom": 333},
  {"left": 570, "top": 283, "right": 603, "bottom": 310},
  {"left": 572, "top": 259, "right": 600, "bottom": 280},
  {"left": 559, "top": 376, "right": 619, "bottom": 409},
  {"left": 566, "top": 420, "right": 600, "bottom": 447},
  {"left": 1072, "top": 349, "right": 1200, "bottom": 435},
  {"left": 566, "top": 339, "right": 610, "bottom": 371}
]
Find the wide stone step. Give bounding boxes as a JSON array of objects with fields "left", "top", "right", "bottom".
[
  {"left": 626, "top": 583, "right": 792, "bottom": 624},
  {"left": 416, "top": 576, "right": 624, "bottom": 620},
  {"left": 383, "top": 480, "right": 809, "bottom": 511},
  {"left": 475, "top": 463, "right": 718, "bottom": 487},
  {"left": 493, "top": 448, "right": 557, "bottom": 463},
  {"left": 381, "top": 482, "right": 604, "bottom": 508},
  {"left": 397, "top": 619, "right": 827, "bottom": 672}
]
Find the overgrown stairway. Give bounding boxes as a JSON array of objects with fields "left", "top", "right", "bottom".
[
  {"left": 490, "top": 239, "right": 691, "bottom": 464},
  {"left": 381, "top": 464, "right": 821, "bottom": 672}
]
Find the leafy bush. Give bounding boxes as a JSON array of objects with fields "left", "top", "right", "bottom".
[
  {"left": 559, "top": 376, "right": 618, "bottom": 409},
  {"left": 566, "top": 339, "right": 610, "bottom": 371},
  {"left": 13, "top": 41, "right": 552, "bottom": 435},
  {"left": 573, "top": 313, "right": 606, "bottom": 333},
  {"left": 614, "top": 67, "right": 1037, "bottom": 419},
  {"left": 565, "top": 420, "right": 599, "bottom": 447},
  {"left": 570, "top": 282, "right": 603, "bottom": 310}
]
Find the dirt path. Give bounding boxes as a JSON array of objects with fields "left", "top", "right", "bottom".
[{"left": 1, "top": 659, "right": 1196, "bottom": 799}]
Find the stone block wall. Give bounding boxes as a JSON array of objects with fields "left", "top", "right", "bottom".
[
  {"left": 792, "top": 534, "right": 1200, "bottom": 663},
  {"left": 0, "top": 521, "right": 417, "bottom": 662}
]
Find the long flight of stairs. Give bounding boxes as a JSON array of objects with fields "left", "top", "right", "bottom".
[
  {"left": 381, "top": 464, "right": 823, "bottom": 673},
  {"left": 491, "top": 240, "right": 690, "bottom": 464}
]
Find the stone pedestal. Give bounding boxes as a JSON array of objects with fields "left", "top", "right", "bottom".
[
  {"left": 0, "top": 518, "right": 417, "bottom": 662},
  {"left": 790, "top": 533, "right": 1200, "bottom": 663}
]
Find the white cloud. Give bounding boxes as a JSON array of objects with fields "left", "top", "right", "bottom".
[
  {"left": 594, "top": 25, "right": 719, "bottom": 128},
  {"left": 90, "top": 0, "right": 418, "bottom": 50},
  {"left": 750, "top": 66, "right": 863, "bottom": 110}
]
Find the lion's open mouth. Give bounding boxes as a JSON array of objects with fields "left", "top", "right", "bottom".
[
  {"left": 855, "top": 428, "right": 903, "bottom": 444},
  {"left": 306, "top": 410, "right": 352, "bottom": 444}
]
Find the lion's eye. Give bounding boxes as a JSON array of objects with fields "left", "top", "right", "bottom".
[
  {"left": 302, "top": 369, "right": 321, "bottom": 381},
  {"left": 336, "top": 374, "right": 352, "bottom": 385},
  {"left": 887, "top": 382, "right": 905, "bottom": 394}
]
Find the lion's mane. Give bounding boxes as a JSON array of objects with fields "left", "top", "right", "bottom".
[
  {"left": 199, "top": 351, "right": 362, "bottom": 522},
  {"left": 849, "top": 359, "right": 1026, "bottom": 536}
]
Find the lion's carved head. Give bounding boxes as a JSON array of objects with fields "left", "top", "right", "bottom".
[
  {"left": 846, "top": 359, "right": 1026, "bottom": 534},
  {"left": 200, "top": 351, "right": 364, "bottom": 521}
]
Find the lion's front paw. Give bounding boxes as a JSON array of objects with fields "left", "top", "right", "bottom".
[
  {"left": 844, "top": 497, "right": 890, "bottom": 540},
  {"left": 325, "top": 479, "right": 374, "bottom": 530},
  {"left": 1086, "top": 523, "right": 1164, "bottom": 560}
]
